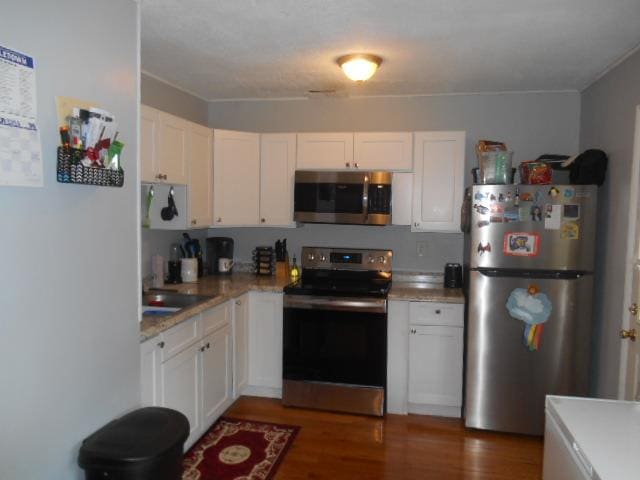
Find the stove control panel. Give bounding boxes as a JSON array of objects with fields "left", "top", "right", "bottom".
[{"left": 301, "top": 247, "right": 392, "bottom": 272}]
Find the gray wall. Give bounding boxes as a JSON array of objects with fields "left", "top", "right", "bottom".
[
  {"left": 207, "top": 91, "right": 580, "bottom": 271},
  {"left": 580, "top": 49, "right": 640, "bottom": 398},
  {"left": 0, "top": 1, "right": 140, "bottom": 479},
  {"left": 141, "top": 73, "right": 209, "bottom": 124},
  {"left": 208, "top": 225, "right": 463, "bottom": 272}
]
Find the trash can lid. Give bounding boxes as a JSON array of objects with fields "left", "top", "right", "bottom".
[{"left": 78, "top": 407, "right": 190, "bottom": 466}]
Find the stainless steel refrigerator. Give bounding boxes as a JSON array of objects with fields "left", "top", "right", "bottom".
[{"left": 462, "top": 184, "right": 597, "bottom": 435}]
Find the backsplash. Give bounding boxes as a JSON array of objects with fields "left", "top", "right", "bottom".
[
  {"left": 142, "top": 224, "right": 463, "bottom": 278},
  {"left": 205, "top": 224, "right": 463, "bottom": 273}
]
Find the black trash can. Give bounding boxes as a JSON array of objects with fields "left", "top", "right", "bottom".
[{"left": 78, "top": 407, "right": 189, "bottom": 480}]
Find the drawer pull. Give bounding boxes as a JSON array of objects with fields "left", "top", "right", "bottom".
[
  {"left": 157, "top": 341, "right": 165, "bottom": 348},
  {"left": 435, "top": 309, "right": 441, "bottom": 314}
]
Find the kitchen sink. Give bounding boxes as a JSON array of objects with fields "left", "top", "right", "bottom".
[{"left": 142, "top": 292, "right": 215, "bottom": 310}]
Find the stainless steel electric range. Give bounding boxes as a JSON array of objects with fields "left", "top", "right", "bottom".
[{"left": 282, "top": 246, "right": 392, "bottom": 417}]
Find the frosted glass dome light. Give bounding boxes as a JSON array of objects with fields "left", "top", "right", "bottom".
[{"left": 337, "top": 54, "right": 382, "bottom": 82}]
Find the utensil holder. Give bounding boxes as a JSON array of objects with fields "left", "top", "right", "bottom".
[{"left": 56, "top": 146, "right": 124, "bottom": 187}]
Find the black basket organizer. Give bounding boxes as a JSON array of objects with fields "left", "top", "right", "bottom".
[{"left": 57, "top": 146, "right": 124, "bottom": 187}]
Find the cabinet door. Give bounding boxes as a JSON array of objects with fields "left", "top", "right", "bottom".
[
  {"left": 187, "top": 122, "right": 213, "bottom": 228},
  {"left": 140, "top": 339, "right": 161, "bottom": 406},
  {"left": 160, "top": 342, "right": 201, "bottom": 446},
  {"left": 412, "top": 131, "right": 465, "bottom": 232},
  {"left": 296, "top": 133, "right": 354, "bottom": 170},
  {"left": 248, "top": 292, "right": 283, "bottom": 389},
  {"left": 233, "top": 294, "right": 249, "bottom": 398},
  {"left": 387, "top": 301, "right": 409, "bottom": 414},
  {"left": 140, "top": 105, "right": 160, "bottom": 183},
  {"left": 260, "top": 133, "right": 296, "bottom": 226},
  {"left": 158, "top": 112, "right": 188, "bottom": 184},
  {"left": 201, "top": 326, "right": 232, "bottom": 428},
  {"left": 408, "top": 325, "right": 463, "bottom": 407},
  {"left": 213, "top": 129, "right": 260, "bottom": 225},
  {"left": 391, "top": 172, "right": 413, "bottom": 226},
  {"left": 354, "top": 132, "right": 413, "bottom": 171}
]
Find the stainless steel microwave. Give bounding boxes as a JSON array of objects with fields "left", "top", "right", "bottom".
[{"left": 293, "top": 171, "right": 392, "bottom": 225}]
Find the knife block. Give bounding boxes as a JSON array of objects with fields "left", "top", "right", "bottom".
[{"left": 275, "top": 257, "right": 290, "bottom": 280}]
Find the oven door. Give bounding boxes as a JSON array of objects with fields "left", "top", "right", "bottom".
[
  {"left": 283, "top": 295, "right": 387, "bottom": 387},
  {"left": 283, "top": 294, "right": 387, "bottom": 415}
]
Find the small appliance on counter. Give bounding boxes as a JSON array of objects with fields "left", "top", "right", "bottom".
[
  {"left": 167, "top": 243, "right": 182, "bottom": 284},
  {"left": 444, "top": 263, "right": 462, "bottom": 288},
  {"left": 206, "top": 237, "right": 234, "bottom": 275}
]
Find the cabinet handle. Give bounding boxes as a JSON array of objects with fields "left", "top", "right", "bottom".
[
  {"left": 345, "top": 162, "right": 350, "bottom": 168},
  {"left": 206, "top": 342, "right": 211, "bottom": 349},
  {"left": 163, "top": 174, "right": 168, "bottom": 180},
  {"left": 157, "top": 341, "right": 165, "bottom": 348},
  {"left": 435, "top": 309, "right": 441, "bottom": 314},
  {"left": 414, "top": 222, "right": 419, "bottom": 227},
  {"left": 235, "top": 300, "right": 241, "bottom": 306},
  {"left": 354, "top": 163, "right": 359, "bottom": 168},
  {"left": 410, "top": 328, "right": 416, "bottom": 334},
  {"left": 217, "top": 217, "right": 222, "bottom": 223},
  {"left": 200, "top": 345, "right": 206, "bottom": 352},
  {"left": 191, "top": 219, "right": 197, "bottom": 225},
  {"left": 261, "top": 218, "right": 266, "bottom": 223}
]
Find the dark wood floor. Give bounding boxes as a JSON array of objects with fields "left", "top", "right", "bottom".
[{"left": 224, "top": 396, "right": 543, "bottom": 479}]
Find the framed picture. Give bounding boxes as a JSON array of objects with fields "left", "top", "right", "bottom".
[{"left": 503, "top": 232, "right": 541, "bottom": 257}]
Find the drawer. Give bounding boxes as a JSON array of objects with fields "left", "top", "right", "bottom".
[
  {"left": 160, "top": 315, "right": 200, "bottom": 362},
  {"left": 409, "top": 302, "right": 463, "bottom": 327},
  {"left": 201, "top": 302, "right": 230, "bottom": 337}
]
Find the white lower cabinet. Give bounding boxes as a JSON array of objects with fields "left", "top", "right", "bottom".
[
  {"left": 201, "top": 325, "right": 232, "bottom": 428},
  {"left": 246, "top": 292, "right": 283, "bottom": 398},
  {"left": 387, "top": 300, "right": 464, "bottom": 417},
  {"left": 140, "top": 301, "right": 233, "bottom": 450},
  {"left": 232, "top": 293, "right": 249, "bottom": 398},
  {"left": 140, "top": 337, "right": 162, "bottom": 406},
  {"left": 161, "top": 341, "right": 202, "bottom": 448}
]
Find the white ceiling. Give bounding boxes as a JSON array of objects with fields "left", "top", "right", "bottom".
[{"left": 140, "top": 0, "right": 640, "bottom": 101}]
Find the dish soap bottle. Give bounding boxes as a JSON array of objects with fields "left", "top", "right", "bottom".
[{"left": 290, "top": 256, "right": 300, "bottom": 281}]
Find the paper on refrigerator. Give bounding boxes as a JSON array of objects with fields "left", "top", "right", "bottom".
[{"left": 0, "top": 44, "right": 43, "bottom": 187}]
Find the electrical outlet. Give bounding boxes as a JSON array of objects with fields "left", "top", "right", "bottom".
[{"left": 416, "top": 241, "right": 427, "bottom": 257}]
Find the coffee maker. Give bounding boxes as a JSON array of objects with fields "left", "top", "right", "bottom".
[{"left": 206, "top": 237, "right": 234, "bottom": 275}]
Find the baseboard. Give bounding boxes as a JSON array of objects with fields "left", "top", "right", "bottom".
[
  {"left": 242, "top": 385, "right": 282, "bottom": 399},
  {"left": 407, "top": 402, "right": 461, "bottom": 418}
]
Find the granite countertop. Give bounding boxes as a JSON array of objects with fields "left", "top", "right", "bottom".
[
  {"left": 140, "top": 273, "right": 290, "bottom": 342},
  {"left": 140, "top": 272, "right": 465, "bottom": 342}
]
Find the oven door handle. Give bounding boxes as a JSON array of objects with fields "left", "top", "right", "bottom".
[{"left": 284, "top": 295, "right": 387, "bottom": 314}]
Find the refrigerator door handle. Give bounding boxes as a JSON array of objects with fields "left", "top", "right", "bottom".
[{"left": 475, "top": 268, "right": 590, "bottom": 280}]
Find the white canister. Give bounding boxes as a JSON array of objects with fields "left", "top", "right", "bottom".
[{"left": 181, "top": 258, "right": 198, "bottom": 283}]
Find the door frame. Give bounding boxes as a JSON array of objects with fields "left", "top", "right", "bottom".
[{"left": 618, "top": 105, "right": 640, "bottom": 398}]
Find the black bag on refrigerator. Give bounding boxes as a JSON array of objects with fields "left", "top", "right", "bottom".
[{"left": 569, "top": 149, "right": 608, "bottom": 186}]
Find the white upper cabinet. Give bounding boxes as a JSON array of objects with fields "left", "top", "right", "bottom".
[
  {"left": 158, "top": 112, "right": 189, "bottom": 184},
  {"left": 354, "top": 132, "right": 413, "bottom": 171},
  {"left": 213, "top": 129, "right": 260, "bottom": 226},
  {"left": 187, "top": 122, "right": 213, "bottom": 228},
  {"left": 296, "top": 132, "right": 354, "bottom": 170},
  {"left": 140, "top": 105, "right": 160, "bottom": 183},
  {"left": 259, "top": 133, "right": 296, "bottom": 227},
  {"left": 391, "top": 172, "right": 413, "bottom": 226},
  {"left": 412, "top": 131, "right": 465, "bottom": 232}
]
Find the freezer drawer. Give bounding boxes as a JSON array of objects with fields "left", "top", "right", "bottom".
[{"left": 464, "top": 269, "right": 594, "bottom": 435}]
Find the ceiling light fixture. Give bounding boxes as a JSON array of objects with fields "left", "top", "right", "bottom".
[{"left": 337, "top": 54, "right": 382, "bottom": 82}]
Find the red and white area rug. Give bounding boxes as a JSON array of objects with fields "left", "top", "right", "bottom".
[{"left": 183, "top": 417, "right": 299, "bottom": 480}]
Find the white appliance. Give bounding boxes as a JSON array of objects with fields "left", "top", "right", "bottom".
[{"left": 544, "top": 395, "right": 640, "bottom": 480}]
